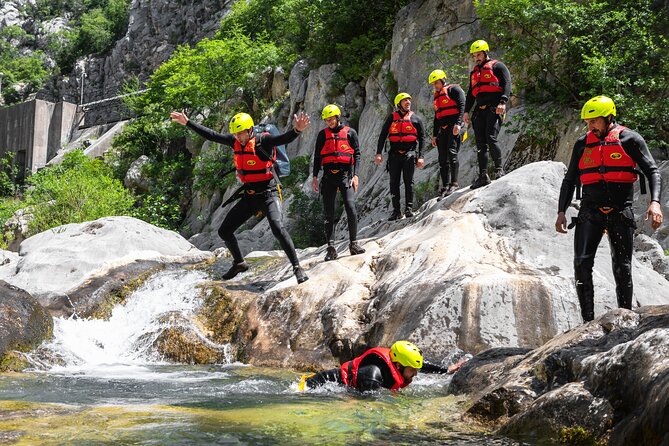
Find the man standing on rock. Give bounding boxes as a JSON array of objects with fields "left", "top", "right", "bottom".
[
  {"left": 463, "top": 39, "right": 512, "bottom": 189},
  {"left": 555, "top": 95, "right": 663, "bottom": 322},
  {"left": 299, "top": 340, "right": 465, "bottom": 392},
  {"left": 170, "top": 110, "right": 311, "bottom": 284},
  {"left": 429, "top": 70, "right": 466, "bottom": 198},
  {"left": 375, "top": 93, "right": 426, "bottom": 220},
  {"left": 312, "top": 104, "right": 366, "bottom": 261}
]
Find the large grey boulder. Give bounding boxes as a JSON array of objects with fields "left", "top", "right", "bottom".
[
  {"left": 0, "top": 216, "right": 212, "bottom": 316},
  {"left": 456, "top": 305, "right": 669, "bottom": 445},
  {"left": 0, "top": 280, "right": 52, "bottom": 369},
  {"left": 195, "top": 161, "right": 668, "bottom": 369}
]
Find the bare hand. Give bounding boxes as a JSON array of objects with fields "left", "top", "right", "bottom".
[
  {"left": 646, "top": 201, "right": 664, "bottom": 230},
  {"left": 431, "top": 137, "right": 437, "bottom": 148},
  {"left": 351, "top": 175, "right": 359, "bottom": 192},
  {"left": 555, "top": 212, "right": 568, "bottom": 233},
  {"left": 293, "top": 112, "right": 311, "bottom": 132},
  {"left": 416, "top": 158, "right": 425, "bottom": 169},
  {"left": 170, "top": 111, "right": 189, "bottom": 125},
  {"left": 463, "top": 112, "right": 470, "bottom": 126},
  {"left": 496, "top": 103, "right": 506, "bottom": 115},
  {"left": 311, "top": 176, "right": 319, "bottom": 193},
  {"left": 453, "top": 124, "right": 461, "bottom": 136},
  {"left": 448, "top": 359, "right": 467, "bottom": 374},
  {"left": 375, "top": 154, "right": 383, "bottom": 166}
]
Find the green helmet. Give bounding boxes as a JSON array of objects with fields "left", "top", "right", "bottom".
[
  {"left": 229, "top": 112, "right": 254, "bottom": 133},
  {"left": 428, "top": 69, "right": 447, "bottom": 84},
  {"left": 394, "top": 92, "right": 412, "bottom": 108},
  {"left": 321, "top": 104, "right": 341, "bottom": 120},
  {"left": 470, "top": 39, "right": 489, "bottom": 53},
  {"left": 390, "top": 341, "right": 423, "bottom": 369},
  {"left": 581, "top": 95, "right": 616, "bottom": 119}
]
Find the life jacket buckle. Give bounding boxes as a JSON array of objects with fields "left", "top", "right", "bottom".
[
  {"left": 329, "top": 169, "right": 340, "bottom": 174},
  {"left": 246, "top": 189, "right": 256, "bottom": 195},
  {"left": 598, "top": 207, "right": 614, "bottom": 214}
]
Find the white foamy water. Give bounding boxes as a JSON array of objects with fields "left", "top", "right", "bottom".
[{"left": 42, "top": 269, "right": 218, "bottom": 375}]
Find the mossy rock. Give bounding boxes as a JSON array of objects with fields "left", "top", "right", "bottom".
[
  {"left": 0, "top": 351, "right": 30, "bottom": 372},
  {"left": 196, "top": 282, "right": 253, "bottom": 345}
]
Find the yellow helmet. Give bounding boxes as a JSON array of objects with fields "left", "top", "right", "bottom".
[
  {"left": 229, "top": 112, "right": 254, "bottom": 133},
  {"left": 394, "top": 92, "right": 412, "bottom": 108},
  {"left": 470, "top": 39, "right": 489, "bottom": 53},
  {"left": 321, "top": 104, "right": 341, "bottom": 120},
  {"left": 581, "top": 95, "right": 617, "bottom": 119},
  {"left": 390, "top": 340, "right": 423, "bottom": 369},
  {"left": 428, "top": 69, "right": 447, "bottom": 84}
]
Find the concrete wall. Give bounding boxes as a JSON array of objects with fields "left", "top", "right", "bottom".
[{"left": 0, "top": 99, "right": 78, "bottom": 177}]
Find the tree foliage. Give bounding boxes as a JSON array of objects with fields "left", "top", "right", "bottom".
[{"left": 474, "top": 0, "right": 669, "bottom": 148}]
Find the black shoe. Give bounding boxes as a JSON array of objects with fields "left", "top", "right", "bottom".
[
  {"left": 441, "top": 183, "right": 459, "bottom": 198},
  {"left": 470, "top": 174, "right": 491, "bottom": 190},
  {"left": 493, "top": 167, "right": 505, "bottom": 180},
  {"left": 294, "top": 266, "right": 309, "bottom": 284},
  {"left": 222, "top": 261, "right": 249, "bottom": 280},
  {"left": 324, "top": 246, "right": 338, "bottom": 261},
  {"left": 404, "top": 208, "right": 414, "bottom": 218},
  {"left": 439, "top": 186, "right": 448, "bottom": 196},
  {"left": 388, "top": 210, "right": 403, "bottom": 221},
  {"left": 349, "top": 242, "right": 365, "bottom": 256}
]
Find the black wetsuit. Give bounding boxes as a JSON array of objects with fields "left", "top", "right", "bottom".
[
  {"left": 376, "top": 111, "right": 426, "bottom": 213},
  {"left": 557, "top": 124, "right": 662, "bottom": 321},
  {"left": 306, "top": 358, "right": 451, "bottom": 392},
  {"left": 433, "top": 85, "right": 466, "bottom": 186},
  {"left": 464, "top": 59, "right": 512, "bottom": 174},
  {"left": 186, "top": 120, "right": 302, "bottom": 267},
  {"left": 313, "top": 124, "right": 362, "bottom": 246}
]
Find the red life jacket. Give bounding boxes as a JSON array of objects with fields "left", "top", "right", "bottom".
[
  {"left": 433, "top": 85, "right": 460, "bottom": 120},
  {"left": 233, "top": 136, "right": 275, "bottom": 183},
  {"left": 388, "top": 111, "right": 418, "bottom": 143},
  {"left": 339, "top": 347, "right": 407, "bottom": 391},
  {"left": 321, "top": 126, "right": 354, "bottom": 165},
  {"left": 579, "top": 126, "right": 637, "bottom": 185},
  {"left": 470, "top": 60, "right": 503, "bottom": 97}
]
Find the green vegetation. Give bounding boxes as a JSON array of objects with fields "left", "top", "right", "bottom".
[
  {"left": 474, "top": 0, "right": 669, "bottom": 150},
  {"left": 558, "top": 426, "right": 606, "bottom": 446},
  {"left": 0, "top": 0, "right": 130, "bottom": 105},
  {"left": 0, "top": 150, "right": 134, "bottom": 239}
]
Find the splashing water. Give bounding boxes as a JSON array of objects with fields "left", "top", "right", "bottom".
[{"left": 40, "top": 269, "right": 227, "bottom": 376}]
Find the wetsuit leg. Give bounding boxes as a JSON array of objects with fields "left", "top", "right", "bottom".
[
  {"left": 607, "top": 209, "right": 635, "bottom": 310},
  {"left": 340, "top": 176, "right": 359, "bottom": 242},
  {"left": 436, "top": 130, "right": 451, "bottom": 187},
  {"left": 261, "top": 192, "right": 300, "bottom": 268},
  {"left": 484, "top": 107, "right": 504, "bottom": 169},
  {"left": 573, "top": 212, "right": 605, "bottom": 321},
  {"left": 388, "top": 153, "right": 403, "bottom": 213},
  {"left": 321, "top": 175, "right": 338, "bottom": 246},
  {"left": 305, "top": 368, "right": 342, "bottom": 388},
  {"left": 472, "top": 109, "right": 489, "bottom": 175},
  {"left": 447, "top": 129, "right": 461, "bottom": 183},
  {"left": 402, "top": 156, "right": 415, "bottom": 211},
  {"left": 218, "top": 197, "right": 257, "bottom": 263}
]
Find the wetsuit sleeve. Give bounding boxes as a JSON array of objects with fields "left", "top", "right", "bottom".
[
  {"left": 349, "top": 128, "right": 361, "bottom": 177},
  {"left": 558, "top": 137, "right": 586, "bottom": 213},
  {"left": 377, "top": 115, "right": 393, "bottom": 154},
  {"left": 450, "top": 85, "right": 466, "bottom": 125},
  {"left": 312, "top": 130, "right": 325, "bottom": 177},
  {"left": 493, "top": 61, "right": 512, "bottom": 104},
  {"left": 421, "top": 361, "right": 451, "bottom": 374},
  {"left": 413, "top": 115, "right": 425, "bottom": 158},
  {"left": 186, "top": 120, "right": 236, "bottom": 146},
  {"left": 261, "top": 129, "right": 301, "bottom": 148},
  {"left": 464, "top": 76, "right": 475, "bottom": 113},
  {"left": 623, "top": 130, "right": 662, "bottom": 203},
  {"left": 355, "top": 365, "right": 384, "bottom": 392},
  {"left": 432, "top": 116, "right": 439, "bottom": 138},
  {"left": 305, "top": 368, "right": 342, "bottom": 389}
]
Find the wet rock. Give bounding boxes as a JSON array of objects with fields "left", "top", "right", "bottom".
[
  {"left": 459, "top": 306, "right": 669, "bottom": 444},
  {"left": 0, "top": 281, "right": 52, "bottom": 367},
  {"left": 448, "top": 347, "right": 530, "bottom": 397}
]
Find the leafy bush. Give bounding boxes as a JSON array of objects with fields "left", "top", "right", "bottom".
[
  {"left": 288, "top": 188, "right": 324, "bottom": 249},
  {"left": 474, "top": 0, "right": 669, "bottom": 149},
  {"left": 22, "top": 150, "right": 134, "bottom": 236}
]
